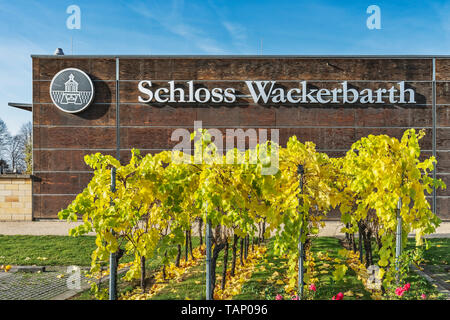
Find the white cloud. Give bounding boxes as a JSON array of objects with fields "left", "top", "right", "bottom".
[
  {"left": 222, "top": 21, "right": 252, "bottom": 53},
  {"left": 207, "top": 0, "right": 252, "bottom": 54},
  {"left": 129, "top": 0, "right": 229, "bottom": 54},
  {"left": 223, "top": 21, "right": 247, "bottom": 42}
]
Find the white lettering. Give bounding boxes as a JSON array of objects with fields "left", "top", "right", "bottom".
[
  {"left": 154, "top": 87, "right": 169, "bottom": 103},
  {"left": 168, "top": 81, "right": 185, "bottom": 103},
  {"left": 211, "top": 87, "right": 224, "bottom": 103},
  {"left": 195, "top": 87, "right": 211, "bottom": 103},
  {"left": 398, "top": 81, "right": 415, "bottom": 103},
  {"left": 331, "top": 88, "right": 342, "bottom": 103},
  {"left": 224, "top": 88, "right": 236, "bottom": 103},
  {"left": 388, "top": 86, "right": 397, "bottom": 104},
  {"left": 317, "top": 88, "right": 331, "bottom": 103},
  {"left": 271, "top": 87, "right": 286, "bottom": 103},
  {"left": 286, "top": 88, "right": 301, "bottom": 103},
  {"left": 245, "top": 81, "right": 276, "bottom": 103},
  {"left": 300, "top": 81, "right": 317, "bottom": 103},
  {"left": 138, "top": 81, "right": 153, "bottom": 103},
  {"left": 360, "top": 88, "right": 374, "bottom": 104},
  {"left": 137, "top": 80, "right": 416, "bottom": 105},
  {"left": 375, "top": 88, "right": 387, "bottom": 103},
  {"left": 342, "top": 81, "right": 359, "bottom": 103}
]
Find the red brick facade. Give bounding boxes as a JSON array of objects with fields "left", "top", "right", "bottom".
[{"left": 32, "top": 56, "right": 450, "bottom": 219}]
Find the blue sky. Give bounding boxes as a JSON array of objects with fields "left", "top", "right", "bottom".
[{"left": 0, "top": 0, "right": 449, "bottom": 134}]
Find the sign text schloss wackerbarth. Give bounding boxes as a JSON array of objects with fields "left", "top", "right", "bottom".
[{"left": 138, "top": 80, "right": 416, "bottom": 104}]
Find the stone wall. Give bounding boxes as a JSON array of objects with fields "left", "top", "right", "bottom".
[{"left": 0, "top": 175, "right": 32, "bottom": 221}]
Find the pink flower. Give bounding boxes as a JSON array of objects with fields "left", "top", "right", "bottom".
[
  {"left": 421, "top": 294, "right": 427, "bottom": 300},
  {"left": 395, "top": 287, "right": 405, "bottom": 297},
  {"left": 275, "top": 294, "right": 283, "bottom": 300},
  {"left": 309, "top": 284, "right": 317, "bottom": 292},
  {"left": 291, "top": 295, "right": 299, "bottom": 300},
  {"left": 332, "top": 292, "right": 344, "bottom": 300},
  {"left": 403, "top": 283, "right": 411, "bottom": 291}
]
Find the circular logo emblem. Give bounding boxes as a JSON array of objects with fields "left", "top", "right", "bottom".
[{"left": 49, "top": 68, "right": 94, "bottom": 113}]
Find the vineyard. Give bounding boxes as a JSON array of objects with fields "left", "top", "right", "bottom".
[{"left": 59, "top": 128, "right": 446, "bottom": 300}]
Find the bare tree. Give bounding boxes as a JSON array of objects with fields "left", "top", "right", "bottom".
[
  {"left": 19, "top": 122, "right": 32, "bottom": 173},
  {"left": 0, "top": 121, "right": 32, "bottom": 174},
  {"left": 6, "top": 135, "right": 25, "bottom": 173},
  {"left": 0, "top": 118, "right": 10, "bottom": 159},
  {"left": 19, "top": 122, "right": 32, "bottom": 142},
  {"left": 0, "top": 159, "right": 8, "bottom": 174}
]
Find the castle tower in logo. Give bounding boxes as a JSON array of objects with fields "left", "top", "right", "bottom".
[
  {"left": 61, "top": 74, "right": 82, "bottom": 104},
  {"left": 50, "top": 68, "right": 94, "bottom": 113}
]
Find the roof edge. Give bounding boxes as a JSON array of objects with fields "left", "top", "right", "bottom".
[
  {"left": 8, "top": 102, "right": 32, "bottom": 112},
  {"left": 30, "top": 54, "right": 450, "bottom": 59}
]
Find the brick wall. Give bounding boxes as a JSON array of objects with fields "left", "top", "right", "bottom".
[
  {"left": 0, "top": 175, "right": 32, "bottom": 221},
  {"left": 31, "top": 56, "right": 450, "bottom": 220}
]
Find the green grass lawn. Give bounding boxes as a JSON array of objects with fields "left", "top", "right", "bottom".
[
  {"left": 150, "top": 263, "right": 207, "bottom": 300},
  {"left": 71, "top": 236, "right": 203, "bottom": 300},
  {"left": 0, "top": 235, "right": 96, "bottom": 266},
  {"left": 0, "top": 234, "right": 195, "bottom": 268},
  {"left": 355, "top": 237, "right": 449, "bottom": 267},
  {"left": 407, "top": 238, "right": 450, "bottom": 266},
  {"left": 235, "top": 237, "right": 372, "bottom": 300},
  {"left": 338, "top": 236, "right": 447, "bottom": 299},
  {"left": 74, "top": 237, "right": 256, "bottom": 300},
  {"left": 141, "top": 237, "right": 372, "bottom": 300},
  {"left": 150, "top": 236, "right": 447, "bottom": 300},
  {"left": 150, "top": 238, "right": 258, "bottom": 300},
  {"left": 1, "top": 234, "right": 447, "bottom": 300}
]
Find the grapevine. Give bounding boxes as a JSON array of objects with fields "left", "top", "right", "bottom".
[{"left": 59, "top": 128, "right": 445, "bottom": 299}]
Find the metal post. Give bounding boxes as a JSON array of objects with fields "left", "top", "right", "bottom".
[
  {"left": 205, "top": 217, "right": 212, "bottom": 300},
  {"left": 297, "top": 164, "right": 304, "bottom": 300},
  {"left": 110, "top": 58, "right": 120, "bottom": 300},
  {"left": 353, "top": 148, "right": 364, "bottom": 263},
  {"left": 109, "top": 167, "right": 117, "bottom": 300},
  {"left": 395, "top": 197, "right": 402, "bottom": 282},
  {"left": 246, "top": 236, "right": 249, "bottom": 256},
  {"left": 432, "top": 58, "right": 437, "bottom": 214},
  {"left": 358, "top": 223, "right": 363, "bottom": 263}
]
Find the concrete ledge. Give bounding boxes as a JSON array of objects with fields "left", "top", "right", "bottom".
[
  {"left": 0, "top": 220, "right": 95, "bottom": 236},
  {"left": 11, "top": 266, "right": 46, "bottom": 273},
  {"left": 0, "top": 174, "right": 32, "bottom": 179},
  {"left": 0, "top": 220, "right": 449, "bottom": 237}
]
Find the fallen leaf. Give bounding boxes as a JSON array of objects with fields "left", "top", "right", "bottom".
[{"left": 344, "top": 290, "right": 354, "bottom": 296}]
